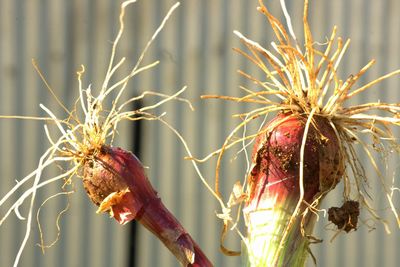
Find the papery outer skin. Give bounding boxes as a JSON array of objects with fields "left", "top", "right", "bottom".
[
  {"left": 247, "top": 113, "right": 343, "bottom": 209},
  {"left": 243, "top": 113, "right": 343, "bottom": 266},
  {"left": 83, "top": 145, "right": 213, "bottom": 267}
]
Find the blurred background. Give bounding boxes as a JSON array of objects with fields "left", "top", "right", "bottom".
[{"left": 0, "top": 0, "right": 400, "bottom": 266}]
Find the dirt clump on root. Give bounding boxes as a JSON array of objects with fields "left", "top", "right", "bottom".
[{"left": 328, "top": 200, "right": 360, "bottom": 232}]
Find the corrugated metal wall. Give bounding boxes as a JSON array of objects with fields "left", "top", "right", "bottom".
[{"left": 0, "top": 0, "right": 399, "bottom": 266}]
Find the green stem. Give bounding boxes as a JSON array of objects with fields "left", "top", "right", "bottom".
[{"left": 242, "top": 197, "right": 317, "bottom": 267}]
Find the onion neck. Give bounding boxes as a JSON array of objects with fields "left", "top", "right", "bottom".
[{"left": 242, "top": 194, "right": 317, "bottom": 267}]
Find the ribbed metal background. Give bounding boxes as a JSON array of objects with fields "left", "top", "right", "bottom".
[{"left": 0, "top": 0, "right": 399, "bottom": 266}]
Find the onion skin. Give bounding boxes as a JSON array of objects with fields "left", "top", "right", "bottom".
[
  {"left": 248, "top": 112, "right": 343, "bottom": 208},
  {"left": 243, "top": 112, "right": 344, "bottom": 266},
  {"left": 83, "top": 145, "right": 212, "bottom": 267}
]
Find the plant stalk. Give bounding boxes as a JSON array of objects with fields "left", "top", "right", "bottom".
[{"left": 242, "top": 195, "right": 318, "bottom": 267}]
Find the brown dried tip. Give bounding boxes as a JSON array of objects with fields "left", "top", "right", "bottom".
[
  {"left": 82, "top": 145, "right": 212, "bottom": 267},
  {"left": 328, "top": 200, "right": 360, "bottom": 232}
]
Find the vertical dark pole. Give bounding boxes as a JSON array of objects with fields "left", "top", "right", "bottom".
[{"left": 128, "top": 99, "right": 143, "bottom": 267}]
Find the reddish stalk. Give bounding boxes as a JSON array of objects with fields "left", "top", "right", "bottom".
[{"left": 82, "top": 145, "right": 212, "bottom": 267}]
